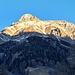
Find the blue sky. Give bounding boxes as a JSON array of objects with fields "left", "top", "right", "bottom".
[{"left": 0, "top": 0, "right": 75, "bottom": 31}]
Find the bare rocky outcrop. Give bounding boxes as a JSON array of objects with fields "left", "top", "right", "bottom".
[
  {"left": 0, "top": 64, "right": 10, "bottom": 75},
  {"left": 25, "top": 67, "right": 49, "bottom": 75}
]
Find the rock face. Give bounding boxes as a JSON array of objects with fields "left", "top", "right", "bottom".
[
  {"left": 25, "top": 67, "right": 49, "bottom": 75},
  {"left": 1, "top": 14, "right": 75, "bottom": 39},
  {"left": 0, "top": 14, "right": 75, "bottom": 75}
]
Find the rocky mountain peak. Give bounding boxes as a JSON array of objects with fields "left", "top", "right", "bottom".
[
  {"left": 0, "top": 14, "right": 75, "bottom": 75},
  {"left": 0, "top": 14, "right": 75, "bottom": 40},
  {"left": 18, "top": 14, "right": 40, "bottom": 22}
]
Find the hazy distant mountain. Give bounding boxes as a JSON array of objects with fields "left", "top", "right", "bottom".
[{"left": 0, "top": 14, "right": 75, "bottom": 75}]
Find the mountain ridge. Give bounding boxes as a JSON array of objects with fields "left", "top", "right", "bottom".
[
  {"left": 0, "top": 14, "right": 75, "bottom": 40},
  {"left": 0, "top": 32, "right": 75, "bottom": 75},
  {"left": 0, "top": 14, "right": 75, "bottom": 75}
]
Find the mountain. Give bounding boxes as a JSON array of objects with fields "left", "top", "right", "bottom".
[
  {"left": 1, "top": 14, "right": 75, "bottom": 38},
  {"left": 0, "top": 14, "right": 75, "bottom": 75}
]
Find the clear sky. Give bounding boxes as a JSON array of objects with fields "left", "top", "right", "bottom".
[{"left": 0, "top": 0, "right": 75, "bottom": 31}]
